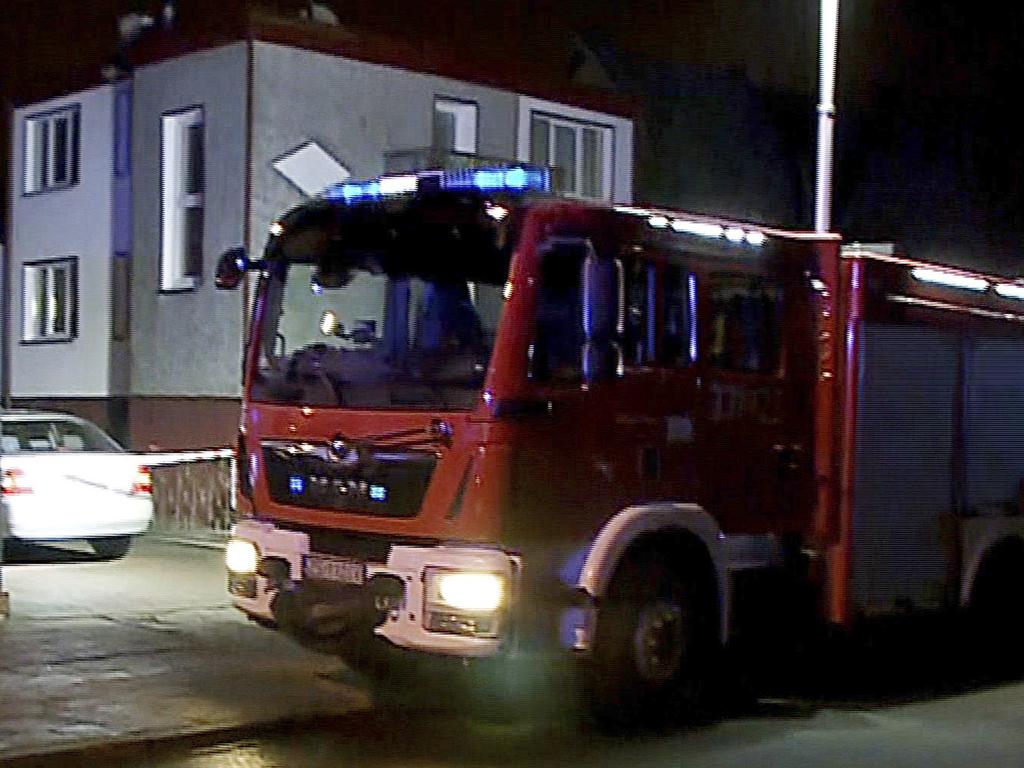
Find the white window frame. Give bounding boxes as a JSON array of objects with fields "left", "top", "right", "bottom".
[
  {"left": 527, "top": 111, "right": 613, "bottom": 201},
  {"left": 22, "top": 257, "right": 78, "bottom": 344},
  {"left": 160, "top": 106, "right": 205, "bottom": 292},
  {"left": 433, "top": 97, "right": 478, "bottom": 154},
  {"left": 23, "top": 105, "right": 80, "bottom": 195}
]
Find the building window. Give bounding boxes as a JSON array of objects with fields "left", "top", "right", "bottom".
[
  {"left": 23, "top": 105, "right": 80, "bottom": 194},
  {"left": 161, "top": 106, "right": 204, "bottom": 291},
  {"left": 22, "top": 258, "right": 78, "bottom": 343},
  {"left": 529, "top": 113, "right": 612, "bottom": 199},
  {"left": 433, "top": 98, "right": 478, "bottom": 154}
]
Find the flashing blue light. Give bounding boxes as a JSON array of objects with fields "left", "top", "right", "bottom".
[
  {"left": 326, "top": 180, "right": 384, "bottom": 203},
  {"left": 369, "top": 484, "right": 388, "bottom": 502},
  {"left": 442, "top": 165, "right": 549, "bottom": 193},
  {"left": 323, "top": 164, "right": 550, "bottom": 202},
  {"left": 504, "top": 167, "right": 527, "bottom": 188},
  {"left": 289, "top": 475, "right": 305, "bottom": 494}
]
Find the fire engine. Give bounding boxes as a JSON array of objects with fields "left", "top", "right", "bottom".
[{"left": 216, "top": 164, "right": 1024, "bottom": 722}]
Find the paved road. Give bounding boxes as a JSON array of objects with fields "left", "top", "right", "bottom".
[
  {"left": 4, "top": 538, "right": 1024, "bottom": 768},
  {"left": 121, "top": 678, "right": 1024, "bottom": 768}
]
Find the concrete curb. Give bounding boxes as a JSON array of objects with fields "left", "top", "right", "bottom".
[
  {"left": 149, "top": 532, "right": 228, "bottom": 551},
  {"left": 0, "top": 711, "right": 371, "bottom": 768}
]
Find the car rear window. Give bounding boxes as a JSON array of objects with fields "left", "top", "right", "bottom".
[{"left": 0, "top": 420, "right": 122, "bottom": 453}]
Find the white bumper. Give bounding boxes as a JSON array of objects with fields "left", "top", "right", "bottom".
[
  {"left": 229, "top": 519, "right": 517, "bottom": 658},
  {"left": 3, "top": 495, "right": 153, "bottom": 540}
]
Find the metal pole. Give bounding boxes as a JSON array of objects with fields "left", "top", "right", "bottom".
[{"left": 815, "top": 0, "right": 840, "bottom": 233}]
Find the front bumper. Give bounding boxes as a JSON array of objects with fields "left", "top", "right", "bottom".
[{"left": 228, "top": 519, "right": 518, "bottom": 658}]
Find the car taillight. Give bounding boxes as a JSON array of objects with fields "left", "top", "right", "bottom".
[
  {"left": 1, "top": 468, "right": 32, "bottom": 495},
  {"left": 132, "top": 466, "right": 153, "bottom": 496}
]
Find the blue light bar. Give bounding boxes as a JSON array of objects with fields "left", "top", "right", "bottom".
[
  {"left": 322, "top": 164, "right": 550, "bottom": 202},
  {"left": 324, "top": 180, "right": 383, "bottom": 202},
  {"left": 441, "top": 165, "right": 550, "bottom": 193}
]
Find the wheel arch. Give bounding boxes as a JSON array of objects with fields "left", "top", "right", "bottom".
[
  {"left": 578, "top": 503, "right": 728, "bottom": 642},
  {"left": 963, "top": 531, "right": 1024, "bottom": 607}
]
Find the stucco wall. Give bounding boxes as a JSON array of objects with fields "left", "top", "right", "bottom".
[
  {"left": 9, "top": 84, "right": 114, "bottom": 397},
  {"left": 131, "top": 43, "right": 248, "bottom": 398}
]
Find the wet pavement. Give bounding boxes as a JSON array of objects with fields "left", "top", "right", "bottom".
[
  {"left": 95, "top": 675, "right": 1024, "bottom": 768},
  {"left": 0, "top": 538, "right": 367, "bottom": 765},
  {"left": 3, "top": 538, "right": 1024, "bottom": 767}
]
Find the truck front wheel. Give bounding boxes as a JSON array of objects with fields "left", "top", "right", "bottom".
[{"left": 587, "top": 549, "right": 716, "bottom": 728}]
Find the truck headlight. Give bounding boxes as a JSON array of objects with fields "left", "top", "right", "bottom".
[
  {"left": 423, "top": 568, "right": 506, "bottom": 637},
  {"left": 432, "top": 571, "right": 504, "bottom": 613},
  {"left": 226, "top": 538, "right": 259, "bottom": 574}
]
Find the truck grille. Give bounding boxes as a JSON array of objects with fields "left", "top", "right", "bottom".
[{"left": 262, "top": 440, "right": 437, "bottom": 519}]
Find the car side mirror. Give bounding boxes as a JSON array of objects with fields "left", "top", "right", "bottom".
[{"left": 215, "top": 247, "right": 250, "bottom": 290}]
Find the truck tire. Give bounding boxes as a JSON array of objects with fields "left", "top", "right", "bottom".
[
  {"left": 89, "top": 536, "right": 133, "bottom": 560},
  {"left": 587, "top": 548, "right": 716, "bottom": 728}
]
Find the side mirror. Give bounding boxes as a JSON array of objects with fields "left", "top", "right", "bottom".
[
  {"left": 581, "top": 245, "right": 624, "bottom": 382},
  {"left": 215, "top": 247, "right": 249, "bottom": 290}
]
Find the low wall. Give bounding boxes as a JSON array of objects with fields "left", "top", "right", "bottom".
[{"left": 146, "top": 451, "right": 235, "bottom": 537}]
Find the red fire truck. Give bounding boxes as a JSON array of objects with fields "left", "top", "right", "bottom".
[{"left": 217, "top": 165, "right": 1024, "bottom": 721}]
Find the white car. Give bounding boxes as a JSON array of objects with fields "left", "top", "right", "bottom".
[{"left": 0, "top": 411, "right": 154, "bottom": 559}]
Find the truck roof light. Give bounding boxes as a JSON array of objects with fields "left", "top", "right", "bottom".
[
  {"left": 378, "top": 174, "right": 419, "bottom": 195},
  {"left": 911, "top": 267, "right": 988, "bottom": 292},
  {"left": 325, "top": 180, "right": 383, "bottom": 202},
  {"left": 441, "top": 165, "right": 550, "bottom": 193},
  {"left": 994, "top": 283, "right": 1024, "bottom": 300},
  {"left": 613, "top": 205, "right": 652, "bottom": 216},
  {"left": 671, "top": 219, "right": 724, "bottom": 239},
  {"left": 619, "top": 207, "right": 767, "bottom": 247},
  {"left": 322, "top": 165, "right": 550, "bottom": 202}
]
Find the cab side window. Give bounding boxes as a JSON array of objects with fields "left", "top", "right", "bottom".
[
  {"left": 708, "top": 272, "right": 782, "bottom": 373},
  {"left": 623, "top": 258, "right": 654, "bottom": 366},
  {"left": 660, "top": 264, "right": 695, "bottom": 368},
  {"left": 622, "top": 257, "right": 696, "bottom": 369},
  {"left": 531, "top": 245, "right": 586, "bottom": 381}
]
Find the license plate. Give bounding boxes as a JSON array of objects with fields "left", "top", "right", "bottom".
[{"left": 304, "top": 554, "right": 366, "bottom": 585}]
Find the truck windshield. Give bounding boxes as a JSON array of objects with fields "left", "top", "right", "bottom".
[{"left": 251, "top": 260, "right": 506, "bottom": 409}]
